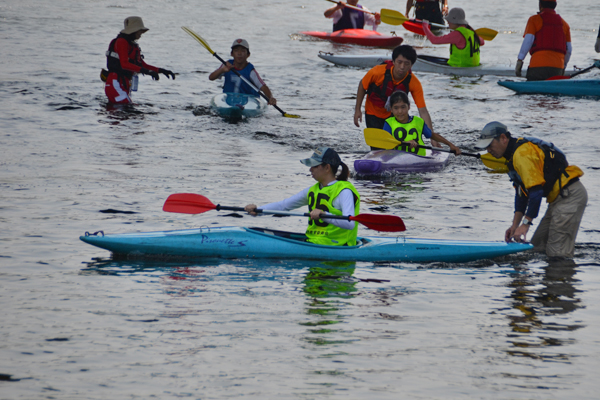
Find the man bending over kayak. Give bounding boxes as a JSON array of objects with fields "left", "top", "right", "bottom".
[
  {"left": 209, "top": 39, "right": 277, "bottom": 105},
  {"left": 422, "top": 8, "right": 484, "bottom": 67},
  {"left": 324, "top": 0, "right": 381, "bottom": 32},
  {"left": 245, "top": 148, "right": 360, "bottom": 247}
]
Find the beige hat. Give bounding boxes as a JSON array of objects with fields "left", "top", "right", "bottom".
[
  {"left": 445, "top": 8, "right": 468, "bottom": 25},
  {"left": 231, "top": 38, "right": 250, "bottom": 51},
  {"left": 121, "top": 16, "right": 149, "bottom": 35}
]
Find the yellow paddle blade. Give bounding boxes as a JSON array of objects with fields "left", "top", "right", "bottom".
[
  {"left": 283, "top": 113, "right": 301, "bottom": 118},
  {"left": 364, "top": 128, "right": 400, "bottom": 149},
  {"left": 181, "top": 26, "right": 215, "bottom": 54},
  {"left": 380, "top": 9, "right": 408, "bottom": 26},
  {"left": 475, "top": 28, "right": 498, "bottom": 42},
  {"left": 480, "top": 153, "right": 508, "bottom": 172}
]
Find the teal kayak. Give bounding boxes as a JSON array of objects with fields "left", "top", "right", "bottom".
[
  {"left": 498, "top": 79, "right": 600, "bottom": 97},
  {"left": 210, "top": 92, "right": 267, "bottom": 118},
  {"left": 80, "top": 226, "right": 532, "bottom": 263}
]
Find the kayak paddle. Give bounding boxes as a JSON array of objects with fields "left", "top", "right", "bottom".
[
  {"left": 546, "top": 61, "right": 600, "bottom": 81},
  {"left": 163, "top": 193, "right": 406, "bottom": 232},
  {"left": 364, "top": 128, "right": 508, "bottom": 172},
  {"left": 181, "top": 26, "right": 300, "bottom": 118},
  {"left": 380, "top": 9, "right": 498, "bottom": 41},
  {"left": 324, "top": 0, "right": 377, "bottom": 15}
]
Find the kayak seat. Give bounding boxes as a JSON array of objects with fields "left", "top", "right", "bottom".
[
  {"left": 225, "top": 93, "right": 249, "bottom": 107},
  {"left": 249, "top": 227, "right": 308, "bottom": 242},
  {"left": 418, "top": 55, "right": 450, "bottom": 65}
]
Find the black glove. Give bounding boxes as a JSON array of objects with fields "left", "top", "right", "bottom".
[
  {"left": 159, "top": 68, "right": 176, "bottom": 80},
  {"left": 140, "top": 67, "right": 159, "bottom": 81}
]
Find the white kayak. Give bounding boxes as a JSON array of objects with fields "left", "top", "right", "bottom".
[
  {"left": 318, "top": 52, "right": 579, "bottom": 77},
  {"left": 210, "top": 92, "right": 268, "bottom": 118}
]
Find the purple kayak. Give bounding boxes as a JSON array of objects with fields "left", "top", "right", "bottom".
[{"left": 354, "top": 149, "right": 451, "bottom": 175}]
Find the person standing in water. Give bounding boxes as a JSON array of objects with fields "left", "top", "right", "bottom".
[
  {"left": 406, "top": 0, "right": 448, "bottom": 26},
  {"left": 515, "top": 0, "right": 572, "bottom": 81},
  {"left": 104, "top": 16, "right": 175, "bottom": 104}
]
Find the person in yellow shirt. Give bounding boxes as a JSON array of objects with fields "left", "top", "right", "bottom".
[
  {"left": 474, "top": 122, "right": 587, "bottom": 258},
  {"left": 515, "top": 0, "right": 572, "bottom": 81}
]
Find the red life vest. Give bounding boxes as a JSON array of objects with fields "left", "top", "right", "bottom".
[
  {"left": 530, "top": 11, "right": 567, "bottom": 55},
  {"left": 366, "top": 61, "right": 411, "bottom": 110},
  {"left": 106, "top": 34, "right": 143, "bottom": 79}
]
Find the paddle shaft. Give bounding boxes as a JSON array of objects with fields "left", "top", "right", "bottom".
[
  {"left": 210, "top": 52, "right": 290, "bottom": 116},
  {"left": 181, "top": 26, "right": 298, "bottom": 118},
  {"left": 325, "top": 0, "right": 376, "bottom": 15},
  {"left": 217, "top": 204, "right": 356, "bottom": 222}
]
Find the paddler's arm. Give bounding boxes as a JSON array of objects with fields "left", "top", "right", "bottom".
[
  {"left": 430, "top": 131, "right": 461, "bottom": 155},
  {"left": 259, "top": 85, "right": 277, "bottom": 106},
  {"left": 208, "top": 62, "right": 232, "bottom": 81},
  {"left": 405, "top": 0, "right": 413, "bottom": 17},
  {"left": 416, "top": 107, "right": 441, "bottom": 147},
  {"left": 354, "top": 82, "right": 367, "bottom": 127},
  {"left": 324, "top": 2, "right": 344, "bottom": 18}
]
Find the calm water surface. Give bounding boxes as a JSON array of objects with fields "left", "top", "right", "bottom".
[{"left": 1, "top": 0, "right": 600, "bottom": 398}]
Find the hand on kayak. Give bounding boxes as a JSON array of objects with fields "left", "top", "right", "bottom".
[
  {"left": 515, "top": 60, "right": 523, "bottom": 77},
  {"left": 507, "top": 224, "right": 529, "bottom": 243},
  {"left": 245, "top": 204, "right": 259, "bottom": 216}
]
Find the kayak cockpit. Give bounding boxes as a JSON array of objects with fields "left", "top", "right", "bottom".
[{"left": 246, "top": 227, "right": 370, "bottom": 247}]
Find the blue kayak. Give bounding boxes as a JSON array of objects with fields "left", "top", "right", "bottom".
[
  {"left": 80, "top": 226, "right": 532, "bottom": 263},
  {"left": 210, "top": 92, "right": 267, "bottom": 118},
  {"left": 498, "top": 79, "right": 600, "bottom": 97}
]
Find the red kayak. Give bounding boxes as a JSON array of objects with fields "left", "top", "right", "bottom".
[
  {"left": 301, "top": 29, "right": 403, "bottom": 48},
  {"left": 402, "top": 20, "right": 426, "bottom": 35}
]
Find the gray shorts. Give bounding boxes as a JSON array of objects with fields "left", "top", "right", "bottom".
[{"left": 530, "top": 180, "right": 587, "bottom": 258}]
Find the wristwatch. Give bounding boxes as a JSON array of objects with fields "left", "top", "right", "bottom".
[{"left": 522, "top": 219, "right": 534, "bottom": 226}]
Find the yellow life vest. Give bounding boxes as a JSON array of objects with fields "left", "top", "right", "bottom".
[
  {"left": 384, "top": 115, "right": 426, "bottom": 156},
  {"left": 306, "top": 181, "right": 360, "bottom": 246},
  {"left": 448, "top": 27, "right": 480, "bottom": 67}
]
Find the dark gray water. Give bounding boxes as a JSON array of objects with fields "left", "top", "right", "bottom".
[{"left": 1, "top": 0, "right": 600, "bottom": 398}]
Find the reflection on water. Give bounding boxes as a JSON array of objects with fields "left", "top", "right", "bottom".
[
  {"left": 301, "top": 261, "right": 358, "bottom": 345},
  {"left": 505, "top": 258, "right": 584, "bottom": 361}
]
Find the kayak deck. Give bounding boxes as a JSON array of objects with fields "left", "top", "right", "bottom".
[
  {"left": 210, "top": 92, "right": 267, "bottom": 118},
  {"left": 318, "top": 52, "right": 579, "bottom": 78},
  {"left": 498, "top": 79, "right": 600, "bottom": 97},
  {"left": 80, "top": 226, "right": 533, "bottom": 263},
  {"left": 354, "top": 149, "right": 451, "bottom": 175},
  {"left": 301, "top": 29, "right": 403, "bottom": 48}
]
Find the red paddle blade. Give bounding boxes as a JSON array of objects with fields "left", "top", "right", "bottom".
[
  {"left": 351, "top": 213, "right": 406, "bottom": 232},
  {"left": 163, "top": 193, "right": 217, "bottom": 214}
]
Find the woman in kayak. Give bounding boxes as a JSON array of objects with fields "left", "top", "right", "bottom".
[
  {"left": 382, "top": 91, "right": 461, "bottom": 155},
  {"left": 422, "top": 8, "right": 484, "bottom": 67},
  {"left": 208, "top": 38, "right": 277, "bottom": 106},
  {"left": 245, "top": 148, "right": 360, "bottom": 246}
]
